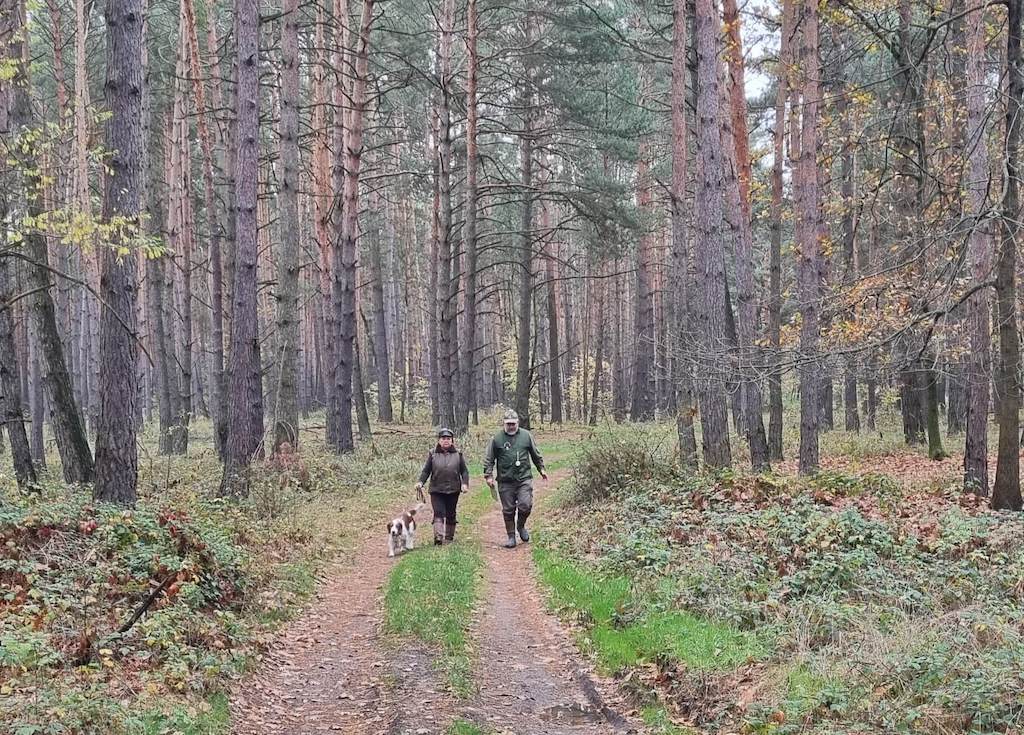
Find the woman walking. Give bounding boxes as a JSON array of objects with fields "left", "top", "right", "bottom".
[{"left": 415, "top": 428, "right": 470, "bottom": 544}]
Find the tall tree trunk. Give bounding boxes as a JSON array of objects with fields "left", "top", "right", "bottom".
[
  {"left": 589, "top": 267, "right": 606, "bottom": 426},
  {"left": 720, "top": 1, "right": 769, "bottom": 469},
  {"left": 964, "top": 0, "right": 993, "bottom": 495},
  {"left": 631, "top": 67, "right": 656, "bottom": 422},
  {"left": 93, "top": 0, "right": 143, "bottom": 505},
  {"left": 671, "top": 0, "right": 698, "bottom": 466},
  {"left": 837, "top": 44, "right": 860, "bottom": 434},
  {"left": 693, "top": 0, "right": 732, "bottom": 468},
  {"left": 326, "top": 0, "right": 349, "bottom": 448},
  {"left": 368, "top": 215, "right": 393, "bottom": 424},
  {"left": 221, "top": 0, "right": 264, "bottom": 494},
  {"left": 272, "top": 0, "right": 302, "bottom": 452},
  {"left": 794, "top": 0, "right": 821, "bottom": 475},
  {"left": 767, "top": 0, "right": 792, "bottom": 462},
  {"left": 992, "top": 0, "right": 1023, "bottom": 510},
  {"left": 435, "top": 0, "right": 458, "bottom": 431},
  {"left": 182, "top": 0, "right": 226, "bottom": 458},
  {"left": 543, "top": 184, "right": 563, "bottom": 424},
  {"left": 459, "top": 0, "right": 480, "bottom": 432},
  {"left": 334, "top": 0, "right": 375, "bottom": 451},
  {"left": 0, "top": 2, "right": 36, "bottom": 489},
  {"left": 514, "top": 15, "right": 535, "bottom": 429}
]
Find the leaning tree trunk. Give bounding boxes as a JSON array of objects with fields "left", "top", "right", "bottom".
[
  {"left": 963, "top": 0, "right": 993, "bottom": 495},
  {"left": 0, "top": 263, "right": 36, "bottom": 488},
  {"left": 671, "top": 0, "right": 698, "bottom": 466},
  {"left": 8, "top": 0, "right": 94, "bottom": 485},
  {"left": 693, "top": 0, "right": 732, "bottom": 468},
  {"left": 992, "top": 0, "right": 1023, "bottom": 511},
  {"left": 93, "top": 0, "right": 144, "bottom": 505},
  {"left": 272, "top": 0, "right": 302, "bottom": 452},
  {"left": 221, "top": 0, "right": 264, "bottom": 495}
]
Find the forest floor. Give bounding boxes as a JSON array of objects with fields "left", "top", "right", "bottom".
[{"left": 4, "top": 414, "right": 1022, "bottom": 735}]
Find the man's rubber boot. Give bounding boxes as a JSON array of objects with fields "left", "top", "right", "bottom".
[
  {"left": 503, "top": 535, "right": 517, "bottom": 548},
  {"left": 517, "top": 525, "right": 530, "bottom": 543}
]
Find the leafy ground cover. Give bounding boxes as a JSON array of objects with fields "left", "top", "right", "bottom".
[
  {"left": 0, "top": 420, "right": 439, "bottom": 735},
  {"left": 536, "top": 432, "right": 1024, "bottom": 734}
]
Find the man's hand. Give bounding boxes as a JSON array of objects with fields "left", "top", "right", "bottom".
[
  {"left": 461, "top": 484, "right": 469, "bottom": 494},
  {"left": 485, "top": 476, "right": 495, "bottom": 489},
  {"left": 540, "top": 470, "right": 549, "bottom": 481}
]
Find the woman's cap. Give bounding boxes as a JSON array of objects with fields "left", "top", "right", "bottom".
[{"left": 438, "top": 428, "right": 454, "bottom": 438}]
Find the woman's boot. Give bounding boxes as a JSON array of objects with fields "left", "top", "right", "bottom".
[
  {"left": 432, "top": 518, "right": 445, "bottom": 545},
  {"left": 444, "top": 519, "right": 456, "bottom": 543}
]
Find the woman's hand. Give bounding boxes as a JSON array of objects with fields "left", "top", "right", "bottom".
[{"left": 415, "top": 482, "right": 425, "bottom": 503}]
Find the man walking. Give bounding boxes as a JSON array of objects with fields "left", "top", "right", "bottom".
[{"left": 484, "top": 409, "right": 547, "bottom": 548}]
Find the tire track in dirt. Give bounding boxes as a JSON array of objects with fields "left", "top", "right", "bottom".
[
  {"left": 230, "top": 517, "right": 454, "bottom": 735},
  {"left": 460, "top": 474, "right": 645, "bottom": 735}
]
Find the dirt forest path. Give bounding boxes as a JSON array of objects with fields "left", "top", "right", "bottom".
[
  {"left": 229, "top": 522, "right": 455, "bottom": 735},
  {"left": 231, "top": 465, "right": 644, "bottom": 735},
  {"left": 456, "top": 470, "right": 644, "bottom": 735}
]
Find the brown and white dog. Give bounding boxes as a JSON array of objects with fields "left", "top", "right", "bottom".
[{"left": 387, "top": 504, "right": 423, "bottom": 557}]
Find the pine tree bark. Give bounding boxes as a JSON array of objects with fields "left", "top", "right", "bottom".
[
  {"left": 720, "top": 3, "right": 769, "bottom": 470},
  {"left": 435, "top": 0, "right": 458, "bottom": 431},
  {"left": 671, "top": 0, "right": 698, "bottom": 466},
  {"left": 272, "top": 0, "right": 302, "bottom": 452},
  {"left": 693, "top": 0, "right": 732, "bottom": 468},
  {"left": 221, "top": 0, "right": 264, "bottom": 494},
  {"left": 767, "top": 0, "right": 793, "bottom": 462},
  {"left": 182, "top": 0, "right": 226, "bottom": 457},
  {"left": 794, "top": 0, "right": 821, "bottom": 475},
  {"left": 514, "top": 14, "right": 535, "bottom": 429},
  {"left": 333, "top": 0, "right": 375, "bottom": 451},
  {"left": 542, "top": 183, "right": 563, "bottom": 424},
  {"left": 992, "top": 0, "right": 1023, "bottom": 510},
  {"left": 963, "top": 0, "right": 993, "bottom": 495},
  {"left": 93, "top": 0, "right": 143, "bottom": 505},
  {"left": 459, "top": 0, "right": 480, "bottom": 432}
]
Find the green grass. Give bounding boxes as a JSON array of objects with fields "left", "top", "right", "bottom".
[
  {"left": 138, "top": 692, "right": 230, "bottom": 735},
  {"left": 533, "top": 546, "right": 763, "bottom": 673},
  {"left": 447, "top": 720, "right": 490, "bottom": 735},
  {"left": 641, "top": 704, "right": 697, "bottom": 735},
  {"left": 384, "top": 539, "right": 483, "bottom": 696}
]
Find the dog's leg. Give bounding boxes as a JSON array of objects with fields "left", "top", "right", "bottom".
[
  {"left": 407, "top": 528, "right": 415, "bottom": 550},
  {"left": 388, "top": 537, "right": 396, "bottom": 557}
]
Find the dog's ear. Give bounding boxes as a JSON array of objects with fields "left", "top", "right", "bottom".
[{"left": 386, "top": 522, "right": 393, "bottom": 533}]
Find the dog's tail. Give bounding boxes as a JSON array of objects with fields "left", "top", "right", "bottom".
[{"left": 409, "top": 502, "right": 426, "bottom": 516}]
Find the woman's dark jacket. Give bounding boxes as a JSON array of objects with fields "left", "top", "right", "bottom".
[{"left": 418, "top": 444, "right": 470, "bottom": 494}]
